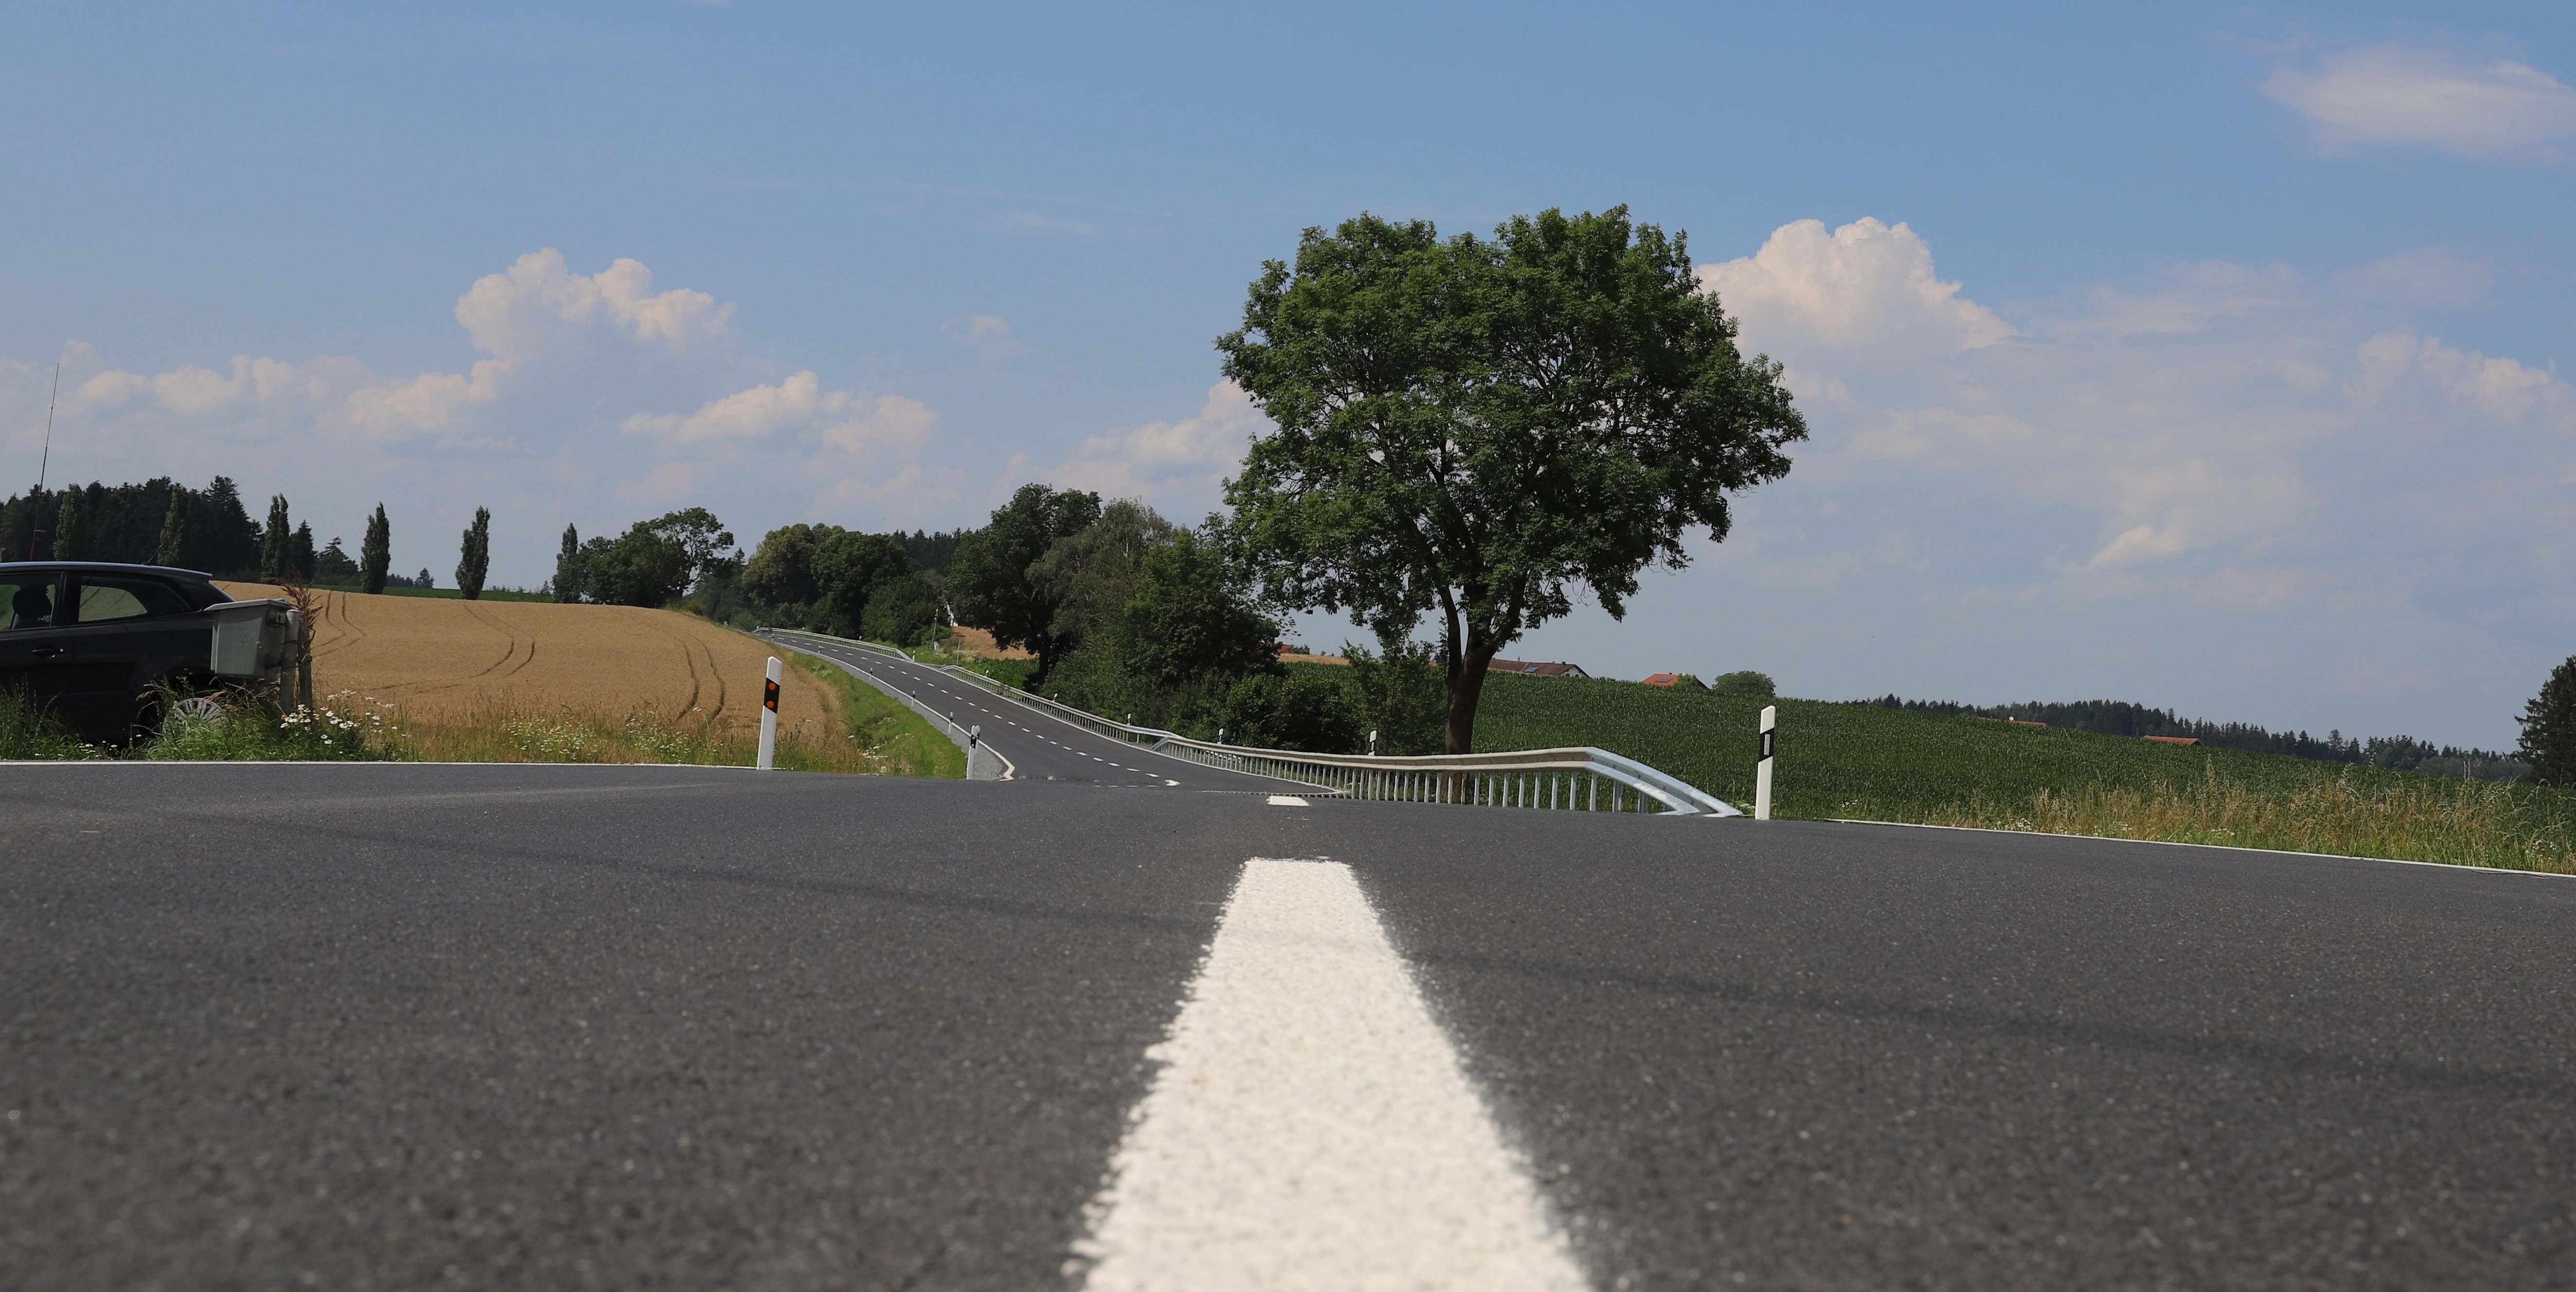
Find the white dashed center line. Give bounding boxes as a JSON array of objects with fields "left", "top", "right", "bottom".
[{"left": 1077, "top": 859, "right": 1583, "bottom": 1291}]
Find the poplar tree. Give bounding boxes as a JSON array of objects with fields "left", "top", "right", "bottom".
[
  {"left": 52, "top": 490, "right": 86, "bottom": 561},
  {"left": 554, "top": 524, "right": 583, "bottom": 602},
  {"left": 261, "top": 496, "right": 293, "bottom": 583},
  {"left": 456, "top": 508, "right": 492, "bottom": 601},
  {"left": 361, "top": 504, "right": 392, "bottom": 595},
  {"left": 155, "top": 487, "right": 191, "bottom": 567}
]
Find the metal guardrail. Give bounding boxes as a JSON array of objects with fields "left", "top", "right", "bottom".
[{"left": 762, "top": 628, "right": 1741, "bottom": 817}]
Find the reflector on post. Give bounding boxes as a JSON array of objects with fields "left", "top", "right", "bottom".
[
  {"left": 758, "top": 656, "right": 781, "bottom": 770},
  {"left": 1754, "top": 705, "right": 1776, "bottom": 821}
]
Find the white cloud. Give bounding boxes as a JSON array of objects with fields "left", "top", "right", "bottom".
[
  {"left": 2264, "top": 46, "right": 2576, "bottom": 161},
  {"left": 1045, "top": 381, "right": 1269, "bottom": 513},
  {"left": 455, "top": 249, "right": 733, "bottom": 364},
  {"left": 1701, "top": 218, "right": 2011, "bottom": 359},
  {"left": 619, "top": 371, "right": 937, "bottom": 454},
  {"left": 0, "top": 249, "right": 945, "bottom": 572},
  {"left": 1496, "top": 217, "right": 2576, "bottom": 748}
]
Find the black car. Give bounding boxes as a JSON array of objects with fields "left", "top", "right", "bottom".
[{"left": 0, "top": 562, "right": 241, "bottom": 743}]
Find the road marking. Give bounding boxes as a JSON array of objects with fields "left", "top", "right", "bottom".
[
  {"left": 1076, "top": 859, "right": 1584, "bottom": 1292},
  {"left": 1267, "top": 795, "right": 1310, "bottom": 807}
]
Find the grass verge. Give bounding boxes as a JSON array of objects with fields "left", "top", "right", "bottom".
[{"left": 1465, "top": 672, "right": 2576, "bottom": 874}]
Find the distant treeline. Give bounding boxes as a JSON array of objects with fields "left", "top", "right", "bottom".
[
  {"left": 1, "top": 477, "right": 270, "bottom": 576},
  {"left": 1856, "top": 695, "right": 2527, "bottom": 781}
]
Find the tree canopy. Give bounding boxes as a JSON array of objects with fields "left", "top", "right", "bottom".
[
  {"left": 2519, "top": 657, "right": 2576, "bottom": 788},
  {"left": 1219, "top": 206, "right": 1805, "bottom": 751},
  {"left": 948, "top": 484, "right": 1102, "bottom": 687}
]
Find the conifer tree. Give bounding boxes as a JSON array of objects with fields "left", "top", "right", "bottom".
[
  {"left": 261, "top": 496, "right": 292, "bottom": 582},
  {"left": 156, "top": 487, "right": 191, "bottom": 567},
  {"left": 2517, "top": 656, "right": 2576, "bottom": 787},
  {"left": 291, "top": 522, "right": 317, "bottom": 582},
  {"left": 456, "top": 507, "right": 491, "bottom": 601},
  {"left": 52, "top": 489, "right": 86, "bottom": 561},
  {"left": 361, "top": 504, "right": 392, "bottom": 595}
]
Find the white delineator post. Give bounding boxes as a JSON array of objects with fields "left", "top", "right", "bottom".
[
  {"left": 1754, "top": 704, "right": 1776, "bottom": 820},
  {"left": 758, "top": 656, "right": 782, "bottom": 771}
]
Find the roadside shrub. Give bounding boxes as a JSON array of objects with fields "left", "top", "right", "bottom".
[
  {"left": 1345, "top": 640, "right": 1446, "bottom": 754},
  {"left": 1210, "top": 671, "right": 1363, "bottom": 753}
]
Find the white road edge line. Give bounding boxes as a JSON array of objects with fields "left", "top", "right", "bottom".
[
  {"left": 1267, "top": 795, "right": 1311, "bottom": 807},
  {"left": 1075, "top": 858, "right": 1587, "bottom": 1292}
]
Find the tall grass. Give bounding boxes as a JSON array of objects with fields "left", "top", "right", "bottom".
[
  {"left": 1920, "top": 764, "right": 2576, "bottom": 874},
  {"left": 140, "top": 689, "right": 412, "bottom": 761},
  {"left": 0, "top": 689, "right": 100, "bottom": 760}
]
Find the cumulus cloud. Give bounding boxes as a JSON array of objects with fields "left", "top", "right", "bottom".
[
  {"left": 1044, "top": 381, "right": 1269, "bottom": 513},
  {"left": 1500, "top": 216, "right": 2576, "bottom": 747},
  {"left": 1, "top": 249, "right": 945, "bottom": 570},
  {"left": 1701, "top": 218, "right": 2010, "bottom": 358},
  {"left": 456, "top": 249, "right": 733, "bottom": 363},
  {"left": 2264, "top": 46, "right": 2576, "bottom": 161}
]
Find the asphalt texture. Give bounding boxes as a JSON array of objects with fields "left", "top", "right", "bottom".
[
  {"left": 7, "top": 764, "right": 2576, "bottom": 1289},
  {"left": 769, "top": 635, "right": 1310, "bottom": 792}
]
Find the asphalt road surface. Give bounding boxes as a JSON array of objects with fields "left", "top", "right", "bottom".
[
  {"left": 768, "top": 634, "right": 1308, "bottom": 792},
  {"left": 7, "top": 762, "right": 2576, "bottom": 1289}
]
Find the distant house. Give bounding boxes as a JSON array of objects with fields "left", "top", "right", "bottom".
[
  {"left": 2142, "top": 735, "right": 2200, "bottom": 745},
  {"left": 1487, "top": 657, "right": 1589, "bottom": 678},
  {"left": 1641, "top": 673, "right": 1706, "bottom": 690}
]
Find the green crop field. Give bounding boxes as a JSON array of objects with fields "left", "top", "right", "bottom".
[{"left": 1458, "top": 672, "right": 2576, "bottom": 873}]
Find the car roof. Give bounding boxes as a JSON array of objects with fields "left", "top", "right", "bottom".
[{"left": 0, "top": 561, "right": 223, "bottom": 582}]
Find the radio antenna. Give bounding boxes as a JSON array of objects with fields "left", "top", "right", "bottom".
[{"left": 36, "top": 360, "right": 59, "bottom": 492}]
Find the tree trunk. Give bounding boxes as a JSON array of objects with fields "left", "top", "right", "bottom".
[{"left": 1443, "top": 641, "right": 1496, "bottom": 755}]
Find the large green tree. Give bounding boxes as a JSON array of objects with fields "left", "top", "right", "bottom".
[
  {"left": 1220, "top": 207, "right": 1806, "bottom": 752},
  {"left": 948, "top": 483, "right": 1102, "bottom": 687},
  {"left": 2518, "top": 656, "right": 2576, "bottom": 787}
]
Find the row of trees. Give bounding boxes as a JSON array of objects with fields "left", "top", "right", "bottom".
[{"left": 0, "top": 477, "right": 491, "bottom": 597}]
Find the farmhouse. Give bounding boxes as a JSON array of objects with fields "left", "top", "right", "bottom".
[{"left": 1489, "top": 658, "right": 1589, "bottom": 678}]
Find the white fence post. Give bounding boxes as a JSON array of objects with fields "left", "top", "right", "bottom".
[
  {"left": 758, "top": 656, "right": 782, "bottom": 771},
  {"left": 1754, "top": 704, "right": 1775, "bottom": 820}
]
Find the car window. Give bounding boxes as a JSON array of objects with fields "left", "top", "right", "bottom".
[
  {"left": 74, "top": 576, "right": 193, "bottom": 623},
  {"left": 1, "top": 575, "right": 58, "bottom": 630}
]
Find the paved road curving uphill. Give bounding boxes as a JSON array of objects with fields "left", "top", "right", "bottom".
[
  {"left": 775, "top": 635, "right": 1312, "bottom": 793},
  {"left": 6, "top": 763, "right": 2573, "bottom": 1288}
]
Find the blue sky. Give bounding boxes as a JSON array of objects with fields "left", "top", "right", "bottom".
[{"left": 5, "top": 2, "right": 2573, "bottom": 747}]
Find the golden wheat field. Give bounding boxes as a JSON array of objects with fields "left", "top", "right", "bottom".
[{"left": 218, "top": 583, "right": 835, "bottom": 741}]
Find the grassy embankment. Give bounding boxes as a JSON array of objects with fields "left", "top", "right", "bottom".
[{"left": 1456, "top": 672, "right": 2576, "bottom": 873}]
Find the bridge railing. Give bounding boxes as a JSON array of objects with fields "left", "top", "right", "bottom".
[{"left": 762, "top": 628, "right": 1740, "bottom": 817}]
